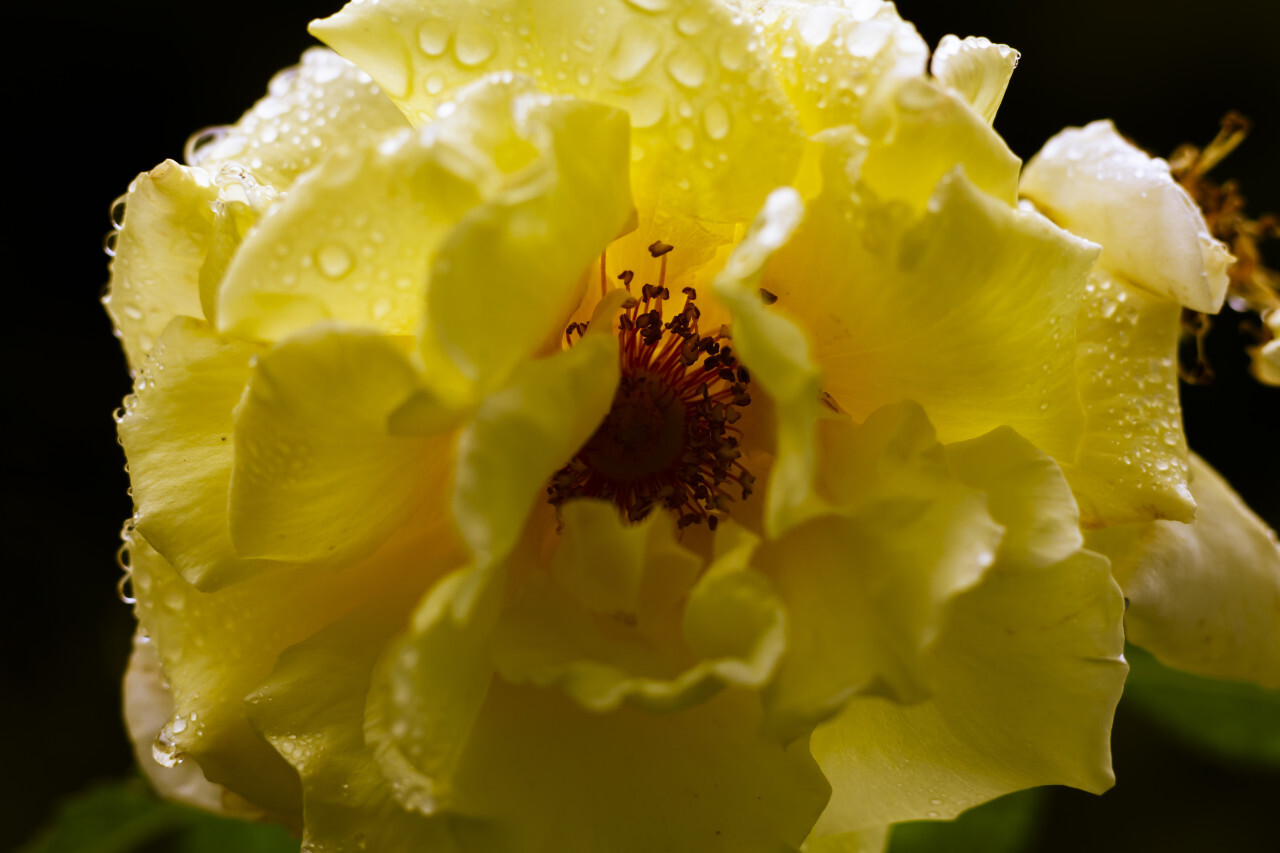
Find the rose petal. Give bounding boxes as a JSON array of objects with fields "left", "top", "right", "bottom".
[
  {"left": 311, "top": 0, "right": 805, "bottom": 222},
  {"left": 1021, "top": 120, "right": 1233, "bottom": 313},
  {"left": 808, "top": 427, "right": 1126, "bottom": 834},
  {"left": 104, "top": 160, "right": 217, "bottom": 369},
  {"left": 1088, "top": 453, "right": 1280, "bottom": 688},
  {"left": 229, "top": 326, "right": 453, "bottom": 566},
  {"left": 930, "top": 35, "right": 1019, "bottom": 125}
]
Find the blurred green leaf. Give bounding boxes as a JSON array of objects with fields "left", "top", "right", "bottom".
[
  {"left": 887, "top": 788, "right": 1044, "bottom": 853},
  {"left": 1122, "top": 643, "right": 1280, "bottom": 769},
  {"left": 20, "top": 778, "right": 298, "bottom": 853}
]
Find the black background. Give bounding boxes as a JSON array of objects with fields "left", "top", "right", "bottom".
[{"left": 5, "top": 1, "right": 1278, "bottom": 850}]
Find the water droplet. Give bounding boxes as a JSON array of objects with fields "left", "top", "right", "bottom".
[
  {"left": 676, "top": 10, "right": 708, "bottom": 36},
  {"left": 426, "top": 74, "right": 445, "bottom": 95},
  {"left": 317, "top": 245, "right": 354, "bottom": 279},
  {"left": 627, "top": 88, "right": 667, "bottom": 128},
  {"left": 152, "top": 722, "right": 187, "bottom": 768},
  {"left": 417, "top": 19, "right": 450, "bottom": 56},
  {"left": 454, "top": 21, "right": 497, "bottom": 67},
  {"left": 606, "top": 27, "right": 660, "bottom": 82},
  {"left": 717, "top": 33, "right": 749, "bottom": 71},
  {"left": 116, "top": 572, "right": 135, "bottom": 605},
  {"left": 110, "top": 195, "right": 128, "bottom": 229},
  {"left": 666, "top": 47, "right": 708, "bottom": 88},
  {"left": 372, "top": 298, "right": 393, "bottom": 320},
  {"left": 184, "top": 126, "right": 228, "bottom": 166},
  {"left": 701, "top": 100, "right": 730, "bottom": 140},
  {"left": 623, "top": 0, "right": 670, "bottom": 12},
  {"left": 673, "top": 126, "right": 695, "bottom": 151}
]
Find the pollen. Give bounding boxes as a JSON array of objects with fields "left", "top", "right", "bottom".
[{"left": 549, "top": 243, "right": 756, "bottom": 531}]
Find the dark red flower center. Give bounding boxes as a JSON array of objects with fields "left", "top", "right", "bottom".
[{"left": 549, "top": 242, "right": 756, "bottom": 531}]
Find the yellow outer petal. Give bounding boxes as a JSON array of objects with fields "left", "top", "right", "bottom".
[
  {"left": 1063, "top": 268, "right": 1195, "bottom": 526},
  {"left": 248, "top": 593, "right": 460, "bottom": 853},
  {"left": 453, "top": 327, "right": 619, "bottom": 568},
  {"left": 1021, "top": 120, "right": 1233, "bottom": 314},
  {"left": 754, "top": 0, "right": 928, "bottom": 136},
  {"left": 191, "top": 48, "right": 409, "bottom": 192},
  {"left": 311, "top": 0, "right": 805, "bottom": 222},
  {"left": 759, "top": 403, "right": 1004, "bottom": 740},
  {"left": 929, "top": 35, "right": 1019, "bottom": 125},
  {"left": 1089, "top": 454, "right": 1280, "bottom": 688},
  {"left": 438, "top": 681, "right": 829, "bottom": 852},
  {"left": 423, "top": 80, "right": 634, "bottom": 390},
  {"left": 117, "top": 317, "right": 276, "bottom": 591},
  {"left": 808, "top": 427, "right": 1126, "bottom": 835},
  {"left": 229, "top": 325, "right": 453, "bottom": 566},
  {"left": 105, "top": 160, "right": 217, "bottom": 369},
  {"left": 122, "top": 633, "right": 229, "bottom": 815},
  {"left": 214, "top": 115, "right": 488, "bottom": 345}
]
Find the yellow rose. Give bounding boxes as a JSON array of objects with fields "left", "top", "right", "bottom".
[{"left": 106, "top": 1, "right": 1279, "bottom": 851}]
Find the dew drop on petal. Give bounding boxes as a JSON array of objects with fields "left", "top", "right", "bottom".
[
  {"left": 417, "top": 19, "right": 450, "bottom": 57},
  {"left": 317, "top": 244, "right": 354, "bottom": 279},
  {"left": 454, "top": 20, "right": 496, "bottom": 67}
]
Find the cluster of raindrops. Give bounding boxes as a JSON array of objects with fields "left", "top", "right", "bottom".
[
  {"left": 751, "top": 0, "right": 929, "bottom": 130},
  {"left": 1078, "top": 272, "right": 1191, "bottom": 500},
  {"left": 185, "top": 47, "right": 407, "bottom": 189},
  {"left": 335, "top": 0, "right": 801, "bottom": 209}
]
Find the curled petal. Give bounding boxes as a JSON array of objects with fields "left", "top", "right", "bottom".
[
  {"left": 118, "top": 317, "right": 274, "bottom": 591},
  {"left": 758, "top": 403, "right": 1004, "bottom": 739},
  {"left": 1063, "top": 268, "right": 1195, "bottom": 526},
  {"left": 1021, "top": 120, "right": 1234, "bottom": 313},
  {"left": 808, "top": 428, "right": 1126, "bottom": 836},
  {"left": 191, "top": 48, "right": 409, "bottom": 192},
  {"left": 312, "top": 0, "right": 805, "bottom": 222},
  {"left": 929, "top": 35, "right": 1019, "bottom": 125},
  {"left": 753, "top": 0, "right": 928, "bottom": 135},
  {"left": 1089, "top": 454, "right": 1280, "bottom": 688},
  {"left": 229, "top": 326, "right": 454, "bottom": 566},
  {"left": 104, "top": 160, "right": 217, "bottom": 369},
  {"left": 123, "top": 633, "right": 228, "bottom": 815}
]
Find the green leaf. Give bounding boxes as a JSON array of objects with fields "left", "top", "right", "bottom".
[
  {"left": 1122, "top": 643, "right": 1280, "bottom": 769},
  {"left": 21, "top": 778, "right": 297, "bottom": 853},
  {"left": 887, "top": 788, "right": 1044, "bottom": 853}
]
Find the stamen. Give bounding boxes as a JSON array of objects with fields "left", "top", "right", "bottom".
[{"left": 550, "top": 241, "right": 756, "bottom": 531}]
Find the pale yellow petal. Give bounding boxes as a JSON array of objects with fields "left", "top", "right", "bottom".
[
  {"left": 758, "top": 403, "right": 1004, "bottom": 740},
  {"left": 191, "top": 47, "right": 409, "bottom": 192},
  {"left": 105, "top": 160, "right": 218, "bottom": 369},
  {"left": 1063, "top": 268, "right": 1194, "bottom": 526},
  {"left": 1021, "top": 120, "right": 1233, "bottom": 313},
  {"left": 761, "top": 146, "right": 1095, "bottom": 462},
  {"left": 714, "top": 185, "right": 826, "bottom": 536},
  {"left": 929, "top": 35, "right": 1019, "bottom": 125},
  {"left": 248, "top": 594, "right": 459, "bottom": 853},
  {"left": 128, "top": 513, "right": 459, "bottom": 815},
  {"left": 123, "top": 633, "right": 228, "bottom": 815},
  {"left": 857, "top": 78, "right": 1020, "bottom": 212},
  {"left": 117, "top": 317, "right": 276, "bottom": 591},
  {"left": 809, "top": 428, "right": 1126, "bottom": 835},
  {"left": 1088, "top": 454, "right": 1280, "bottom": 688},
  {"left": 228, "top": 326, "right": 453, "bottom": 566},
  {"left": 492, "top": 507, "right": 785, "bottom": 713},
  {"left": 311, "top": 0, "right": 805, "bottom": 222},
  {"left": 440, "top": 681, "right": 829, "bottom": 852},
  {"left": 453, "top": 327, "right": 619, "bottom": 567},
  {"left": 422, "top": 80, "right": 633, "bottom": 390},
  {"left": 214, "top": 116, "right": 488, "bottom": 345},
  {"left": 754, "top": 0, "right": 928, "bottom": 135}
]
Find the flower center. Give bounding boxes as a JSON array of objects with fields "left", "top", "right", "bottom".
[{"left": 549, "top": 242, "right": 756, "bottom": 531}]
